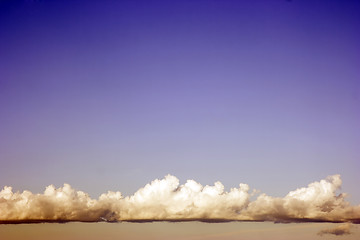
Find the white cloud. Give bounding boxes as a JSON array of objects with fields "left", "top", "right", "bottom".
[{"left": 1, "top": 174, "right": 359, "bottom": 224}]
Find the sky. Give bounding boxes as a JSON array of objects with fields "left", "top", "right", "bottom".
[
  {"left": 0, "top": 222, "right": 359, "bottom": 240},
  {"left": 0, "top": 0, "right": 360, "bottom": 238}
]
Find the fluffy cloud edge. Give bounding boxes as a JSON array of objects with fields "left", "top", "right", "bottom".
[{"left": 1, "top": 174, "right": 360, "bottom": 224}]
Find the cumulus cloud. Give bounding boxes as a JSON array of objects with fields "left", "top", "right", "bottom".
[
  {"left": 0, "top": 174, "right": 360, "bottom": 224},
  {"left": 318, "top": 223, "right": 353, "bottom": 236}
]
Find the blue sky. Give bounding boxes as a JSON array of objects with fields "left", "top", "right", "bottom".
[{"left": 0, "top": 0, "right": 359, "bottom": 207}]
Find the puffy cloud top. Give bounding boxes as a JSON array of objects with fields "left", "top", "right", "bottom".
[{"left": 0, "top": 174, "right": 359, "bottom": 224}]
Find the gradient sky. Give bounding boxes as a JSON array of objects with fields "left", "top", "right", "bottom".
[{"left": 0, "top": 0, "right": 359, "bottom": 211}]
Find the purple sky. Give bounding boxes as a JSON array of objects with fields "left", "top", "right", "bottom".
[{"left": 0, "top": 0, "right": 359, "bottom": 203}]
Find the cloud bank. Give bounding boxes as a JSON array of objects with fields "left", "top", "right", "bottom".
[
  {"left": 1, "top": 174, "right": 360, "bottom": 224},
  {"left": 318, "top": 223, "right": 353, "bottom": 236}
]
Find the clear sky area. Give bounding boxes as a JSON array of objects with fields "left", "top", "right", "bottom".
[{"left": 0, "top": 0, "right": 359, "bottom": 239}]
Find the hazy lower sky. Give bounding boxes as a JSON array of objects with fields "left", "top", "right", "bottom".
[
  {"left": 0, "top": 222, "right": 359, "bottom": 240},
  {"left": 0, "top": 0, "right": 359, "bottom": 238}
]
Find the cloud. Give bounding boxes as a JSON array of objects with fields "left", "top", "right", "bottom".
[
  {"left": 318, "top": 223, "right": 353, "bottom": 236},
  {"left": 1, "top": 174, "right": 360, "bottom": 224}
]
